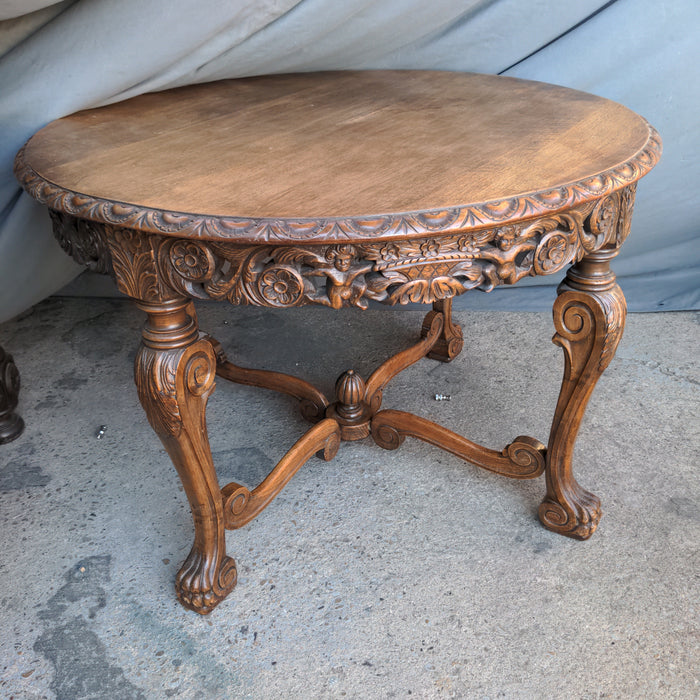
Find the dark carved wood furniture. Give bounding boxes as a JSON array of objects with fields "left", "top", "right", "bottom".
[
  {"left": 0, "top": 343, "right": 24, "bottom": 444},
  {"left": 14, "top": 71, "right": 660, "bottom": 614}
]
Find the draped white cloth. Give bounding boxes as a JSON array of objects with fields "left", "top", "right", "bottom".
[{"left": 1, "top": 0, "right": 697, "bottom": 321}]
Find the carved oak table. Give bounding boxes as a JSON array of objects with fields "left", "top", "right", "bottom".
[{"left": 14, "top": 71, "right": 660, "bottom": 614}]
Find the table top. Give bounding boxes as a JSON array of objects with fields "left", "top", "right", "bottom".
[{"left": 15, "top": 71, "right": 660, "bottom": 245}]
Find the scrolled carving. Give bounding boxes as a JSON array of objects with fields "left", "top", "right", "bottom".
[
  {"left": 422, "top": 298, "right": 464, "bottom": 362},
  {"left": 539, "top": 500, "right": 569, "bottom": 529},
  {"left": 221, "top": 419, "right": 342, "bottom": 530},
  {"left": 133, "top": 304, "right": 212, "bottom": 439},
  {"left": 134, "top": 301, "right": 236, "bottom": 614},
  {"left": 371, "top": 409, "right": 545, "bottom": 479},
  {"left": 185, "top": 349, "right": 216, "bottom": 397},
  {"left": 553, "top": 278, "right": 626, "bottom": 376},
  {"left": 555, "top": 297, "right": 595, "bottom": 345},
  {"left": 503, "top": 436, "right": 547, "bottom": 478},
  {"left": 371, "top": 421, "right": 405, "bottom": 451},
  {"left": 156, "top": 203, "right": 609, "bottom": 307},
  {"left": 216, "top": 557, "right": 239, "bottom": 600},
  {"left": 221, "top": 482, "right": 251, "bottom": 524}
]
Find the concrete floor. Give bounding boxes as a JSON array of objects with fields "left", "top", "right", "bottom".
[{"left": 0, "top": 297, "right": 697, "bottom": 699}]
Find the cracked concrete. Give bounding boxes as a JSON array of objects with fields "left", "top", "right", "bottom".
[{"left": 0, "top": 297, "right": 698, "bottom": 699}]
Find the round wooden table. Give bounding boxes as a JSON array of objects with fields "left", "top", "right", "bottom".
[{"left": 15, "top": 71, "right": 661, "bottom": 614}]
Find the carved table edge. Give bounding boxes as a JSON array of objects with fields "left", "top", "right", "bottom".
[{"left": 13, "top": 122, "right": 661, "bottom": 245}]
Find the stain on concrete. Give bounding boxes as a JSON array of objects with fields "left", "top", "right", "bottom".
[
  {"left": 213, "top": 446, "right": 275, "bottom": 486},
  {"left": 34, "top": 393, "right": 63, "bottom": 410},
  {"left": 34, "top": 555, "right": 146, "bottom": 700},
  {"left": 665, "top": 496, "right": 699, "bottom": 521},
  {"left": 0, "top": 459, "right": 51, "bottom": 491},
  {"left": 55, "top": 372, "right": 89, "bottom": 391},
  {"left": 124, "top": 604, "right": 241, "bottom": 697},
  {"left": 15, "top": 440, "right": 36, "bottom": 456},
  {"left": 61, "top": 311, "right": 128, "bottom": 360},
  {"left": 533, "top": 540, "right": 553, "bottom": 554}
]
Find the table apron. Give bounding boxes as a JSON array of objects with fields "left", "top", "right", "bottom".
[{"left": 48, "top": 186, "right": 636, "bottom": 308}]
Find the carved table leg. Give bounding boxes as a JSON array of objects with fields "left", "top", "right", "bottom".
[
  {"left": 421, "top": 298, "right": 464, "bottom": 362},
  {"left": 539, "top": 249, "right": 626, "bottom": 539},
  {"left": 0, "top": 344, "right": 24, "bottom": 444},
  {"left": 134, "top": 299, "right": 236, "bottom": 613}
]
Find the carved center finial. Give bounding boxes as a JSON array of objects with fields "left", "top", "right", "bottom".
[
  {"left": 325, "top": 369, "right": 371, "bottom": 440},
  {"left": 335, "top": 370, "right": 366, "bottom": 416}
]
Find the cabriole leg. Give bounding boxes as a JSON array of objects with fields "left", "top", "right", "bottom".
[
  {"left": 539, "top": 249, "right": 626, "bottom": 539},
  {"left": 134, "top": 298, "right": 236, "bottom": 613}
]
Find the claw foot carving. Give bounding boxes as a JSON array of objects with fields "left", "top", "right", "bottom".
[
  {"left": 176, "top": 549, "right": 238, "bottom": 614},
  {"left": 539, "top": 488, "right": 602, "bottom": 540}
]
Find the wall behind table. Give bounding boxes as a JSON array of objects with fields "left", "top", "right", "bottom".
[{"left": 1, "top": 0, "right": 697, "bottom": 321}]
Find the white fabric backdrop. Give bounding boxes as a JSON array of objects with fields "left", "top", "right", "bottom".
[{"left": 1, "top": 0, "right": 698, "bottom": 321}]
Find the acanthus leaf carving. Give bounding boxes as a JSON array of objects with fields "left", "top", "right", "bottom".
[
  {"left": 107, "top": 228, "right": 165, "bottom": 301},
  {"left": 615, "top": 182, "right": 637, "bottom": 247},
  {"left": 49, "top": 210, "right": 112, "bottom": 274},
  {"left": 46, "top": 186, "right": 637, "bottom": 309},
  {"left": 134, "top": 345, "right": 182, "bottom": 437},
  {"left": 586, "top": 193, "right": 620, "bottom": 250}
]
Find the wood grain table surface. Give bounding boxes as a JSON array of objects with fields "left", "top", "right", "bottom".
[{"left": 17, "top": 71, "right": 658, "bottom": 241}]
